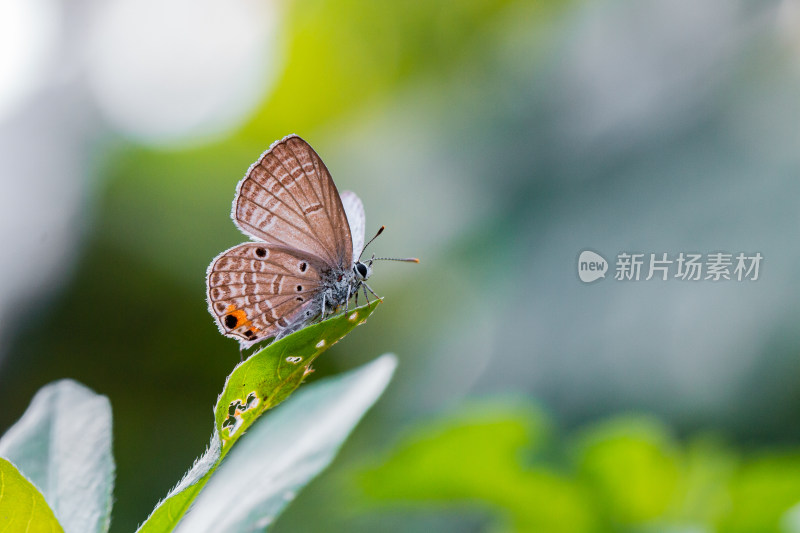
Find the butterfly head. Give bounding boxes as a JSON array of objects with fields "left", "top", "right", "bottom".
[{"left": 354, "top": 260, "right": 372, "bottom": 281}]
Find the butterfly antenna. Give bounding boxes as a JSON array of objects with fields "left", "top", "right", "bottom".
[
  {"left": 359, "top": 225, "right": 385, "bottom": 261},
  {"left": 371, "top": 257, "right": 420, "bottom": 263}
]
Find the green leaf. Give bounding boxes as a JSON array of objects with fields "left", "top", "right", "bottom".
[
  {"left": 0, "top": 380, "right": 114, "bottom": 533},
  {"left": 358, "top": 402, "right": 597, "bottom": 533},
  {"left": 175, "top": 353, "right": 397, "bottom": 532},
  {"left": 718, "top": 452, "right": 800, "bottom": 533},
  {"left": 573, "top": 416, "right": 681, "bottom": 525},
  {"left": 136, "top": 300, "right": 381, "bottom": 533},
  {"left": 0, "top": 458, "right": 65, "bottom": 533},
  {"left": 213, "top": 300, "right": 380, "bottom": 446}
]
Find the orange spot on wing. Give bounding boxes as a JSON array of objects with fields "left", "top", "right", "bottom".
[{"left": 224, "top": 304, "right": 260, "bottom": 333}]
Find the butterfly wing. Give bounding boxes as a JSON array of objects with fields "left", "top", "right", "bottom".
[
  {"left": 206, "top": 242, "right": 327, "bottom": 346},
  {"left": 232, "top": 134, "right": 353, "bottom": 267},
  {"left": 340, "top": 191, "right": 366, "bottom": 260}
]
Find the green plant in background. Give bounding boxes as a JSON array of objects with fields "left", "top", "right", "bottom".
[
  {"left": 357, "top": 402, "right": 596, "bottom": 532},
  {"left": 354, "top": 406, "right": 800, "bottom": 533},
  {"left": 0, "top": 302, "right": 393, "bottom": 533}
]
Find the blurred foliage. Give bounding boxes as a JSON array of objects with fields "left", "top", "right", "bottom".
[
  {"left": 358, "top": 403, "right": 595, "bottom": 532},
  {"left": 4, "top": 0, "right": 800, "bottom": 531},
  {"left": 348, "top": 404, "right": 800, "bottom": 533},
  {"left": 248, "top": 0, "right": 563, "bottom": 135}
]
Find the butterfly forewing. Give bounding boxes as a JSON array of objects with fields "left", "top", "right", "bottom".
[
  {"left": 207, "top": 242, "right": 328, "bottom": 345},
  {"left": 233, "top": 135, "right": 353, "bottom": 268}
]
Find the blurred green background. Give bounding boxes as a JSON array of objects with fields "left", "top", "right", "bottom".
[{"left": 2, "top": 0, "right": 800, "bottom": 531}]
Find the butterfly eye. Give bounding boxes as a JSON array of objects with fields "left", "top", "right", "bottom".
[{"left": 356, "top": 262, "right": 369, "bottom": 278}]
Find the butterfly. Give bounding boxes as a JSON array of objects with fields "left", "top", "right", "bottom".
[{"left": 206, "top": 134, "right": 418, "bottom": 349}]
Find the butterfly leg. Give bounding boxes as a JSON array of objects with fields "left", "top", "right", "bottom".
[
  {"left": 321, "top": 293, "right": 327, "bottom": 320},
  {"left": 239, "top": 346, "right": 245, "bottom": 363},
  {"left": 362, "top": 284, "right": 371, "bottom": 306},
  {"left": 363, "top": 282, "right": 380, "bottom": 301},
  {"left": 345, "top": 285, "right": 352, "bottom": 313}
]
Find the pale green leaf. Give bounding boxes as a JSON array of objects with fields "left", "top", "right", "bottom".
[{"left": 0, "top": 380, "right": 113, "bottom": 533}]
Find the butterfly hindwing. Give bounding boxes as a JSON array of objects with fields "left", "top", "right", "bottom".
[
  {"left": 232, "top": 135, "right": 353, "bottom": 268},
  {"left": 206, "top": 242, "right": 328, "bottom": 346},
  {"left": 340, "top": 190, "right": 366, "bottom": 260}
]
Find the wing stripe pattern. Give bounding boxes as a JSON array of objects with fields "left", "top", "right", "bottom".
[
  {"left": 238, "top": 173, "right": 327, "bottom": 252},
  {"left": 232, "top": 135, "right": 352, "bottom": 267},
  {"left": 270, "top": 141, "right": 336, "bottom": 261},
  {"left": 206, "top": 243, "right": 325, "bottom": 345},
  {"left": 259, "top": 150, "right": 309, "bottom": 219},
  {"left": 277, "top": 144, "right": 323, "bottom": 216},
  {"left": 307, "top": 144, "right": 350, "bottom": 264},
  {"left": 237, "top": 196, "right": 318, "bottom": 251},
  {"left": 284, "top": 142, "right": 337, "bottom": 246}
]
